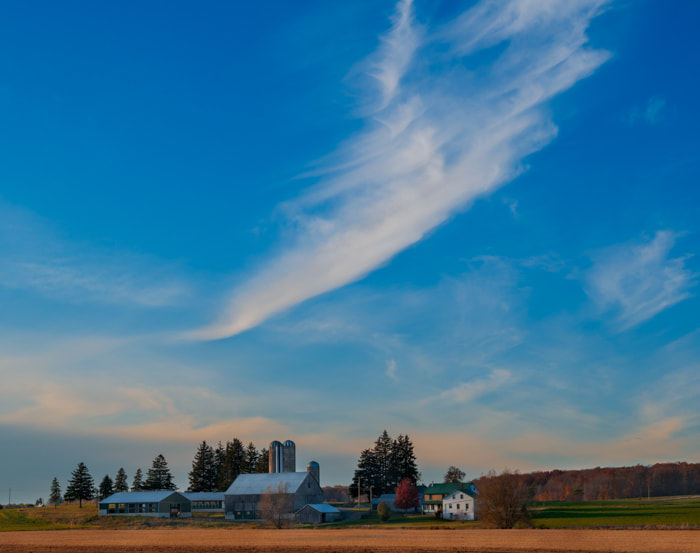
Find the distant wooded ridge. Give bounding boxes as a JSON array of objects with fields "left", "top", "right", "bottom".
[
  {"left": 509, "top": 462, "right": 700, "bottom": 501},
  {"left": 326, "top": 462, "right": 700, "bottom": 503}
]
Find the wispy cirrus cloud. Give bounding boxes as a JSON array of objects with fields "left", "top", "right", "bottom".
[
  {"left": 194, "top": 0, "right": 611, "bottom": 340},
  {"left": 420, "top": 369, "right": 513, "bottom": 406},
  {"left": 585, "top": 230, "right": 696, "bottom": 330}
]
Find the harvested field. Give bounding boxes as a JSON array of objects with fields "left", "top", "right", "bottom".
[{"left": 1, "top": 528, "right": 699, "bottom": 553}]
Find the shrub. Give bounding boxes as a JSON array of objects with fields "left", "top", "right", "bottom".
[{"left": 377, "top": 500, "right": 391, "bottom": 522}]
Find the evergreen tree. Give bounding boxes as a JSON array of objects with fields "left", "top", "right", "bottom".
[
  {"left": 391, "top": 434, "right": 420, "bottom": 484},
  {"left": 216, "top": 439, "right": 246, "bottom": 491},
  {"left": 213, "top": 442, "right": 226, "bottom": 486},
  {"left": 49, "top": 477, "right": 62, "bottom": 508},
  {"left": 255, "top": 447, "right": 269, "bottom": 473},
  {"left": 244, "top": 442, "right": 259, "bottom": 473},
  {"left": 350, "top": 431, "right": 420, "bottom": 497},
  {"left": 65, "top": 462, "right": 95, "bottom": 508},
  {"left": 114, "top": 467, "right": 129, "bottom": 492},
  {"left": 350, "top": 447, "right": 378, "bottom": 499},
  {"left": 189, "top": 441, "right": 217, "bottom": 492},
  {"left": 99, "top": 475, "right": 114, "bottom": 499},
  {"left": 131, "top": 468, "right": 144, "bottom": 491},
  {"left": 144, "top": 454, "right": 177, "bottom": 490}
]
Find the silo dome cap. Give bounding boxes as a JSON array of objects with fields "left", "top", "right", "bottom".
[{"left": 307, "top": 460, "right": 319, "bottom": 467}]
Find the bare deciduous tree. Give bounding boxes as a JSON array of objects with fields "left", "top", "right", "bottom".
[
  {"left": 475, "top": 469, "right": 531, "bottom": 528},
  {"left": 258, "top": 482, "right": 294, "bottom": 528}
]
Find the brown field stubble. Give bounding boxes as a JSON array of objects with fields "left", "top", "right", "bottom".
[{"left": 0, "top": 528, "right": 699, "bottom": 553}]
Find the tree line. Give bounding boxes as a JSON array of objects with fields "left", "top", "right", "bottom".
[
  {"left": 48, "top": 438, "right": 271, "bottom": 507},
  {"left": 516, "top": 462, "right": 700, "bottom": 501},
  {"left": 188, "top": 439, "right": 269, "bottom": 492},
  {"left": 350, "top": 430, "right": 420, "bottom": 498}
]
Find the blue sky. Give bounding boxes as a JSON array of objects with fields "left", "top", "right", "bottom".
[{"left": 1, "top": 0, "right": 699, "bottom": 503}]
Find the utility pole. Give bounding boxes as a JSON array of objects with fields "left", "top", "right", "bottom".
[{"left": 357, "top": 478, "right": 360, "bottom": 508}]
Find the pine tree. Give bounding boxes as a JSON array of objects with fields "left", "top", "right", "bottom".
[
  {"left": 65, "top": 462, "right": 95, "bottom": 508},
  {"left": 216, "top": 439, "right": 246, "bottom": 491},
  {"left": 244, "top": 442, "right": 259, "bottom": 473},
  {"left": 99, "top": 475, "right": 114, "bottom": 499},
  {"left": 189, "top": 441, "right": 217, "bottom": 492},
  {"left": 391, "top": 434, "right": 420, "bottom": 484},
  {"left": 114, "top": 468, "right": 129, "bottom": 492},
  {"left": 255, "top": 447, "right": 269, "bottom": 473},
  {"left": 131, "top": 468, "right": 144, "bottom": 491},
  {"left": 49, "top": 477, "right": 62, "bottom": 508},
  {"left": 350, "top": 431, "right": 420, "bottom": 497},
  {"left": 144, "top": 454, "right": 177, "bottom": 491}
]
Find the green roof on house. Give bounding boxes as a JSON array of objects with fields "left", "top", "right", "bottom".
[{"left": 423, "top": 482, "right": 474, "bottom": 495}]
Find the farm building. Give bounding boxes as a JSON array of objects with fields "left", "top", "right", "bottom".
[
  {"left": 224, "top": 471, "right": 323, "bottom": 520},
  {"left": 421, "top": 482, "right": 474, "bottom": 515},
  {"left": 442, "top": 488, "right": 476, "bottom": 520},
  {"left": 295, "top": 503, "right": 342, "bottom": 524},
  {"left": 99, "top": 491, "right": 192, "bottom": 518},
  {"left": 183, "top": 491, "right": 225, "bottom": 513}
]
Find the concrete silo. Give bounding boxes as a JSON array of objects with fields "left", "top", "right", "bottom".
[
  {"left": 269, "top": 440, "right": 283, "bottom": 473},
  {"left": 282, "top": 440, "right": 296, "bottom": 473}
]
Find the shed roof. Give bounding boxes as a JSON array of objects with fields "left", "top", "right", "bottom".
[
  {"left": 183, "top": 492, "right": 225, "bottom": 502},
  {"left": 225, "top": 472, "right": 311, "bottom": 495},
  {"left": 101, "top": 491, "right": 187, "bottom": 504},
  {"left": 300, "top": 503, "right": 340, "bottom": 513}
]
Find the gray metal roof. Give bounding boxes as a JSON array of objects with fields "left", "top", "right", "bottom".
[
  {"left": 100, "top": 491, "right": 187, "bottom": 504},
  {"left": 225, "top": 472, "right": 310, "bottom": 495},
  {"left": 300, "top": 503, "right": 340, "bottom": 513},
  {"left": 183, "top": 492, "right": 225, "bottom": 501}
]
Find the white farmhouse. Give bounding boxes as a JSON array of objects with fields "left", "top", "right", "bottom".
[{"left": 442, "top": 488, "right": 475, "bottom": 520}]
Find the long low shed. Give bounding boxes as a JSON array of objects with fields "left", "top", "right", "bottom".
[
  {"left": 183, "top": 491, "right": 225, "bottom": 513},
  {"left": 99, "top": 491, "right": 192, "bottom": 518}
]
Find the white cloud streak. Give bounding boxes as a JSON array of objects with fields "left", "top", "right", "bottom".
[
  {"left": 585, "top": 230, "right": 696, "bottom": 329},
  {"left": 194, "top": 0, "right": 611, "bottom": 339}
]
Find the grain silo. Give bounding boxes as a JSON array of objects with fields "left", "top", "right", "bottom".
[
  {"left": 306, "top": 460, "right": 320, "bottom": 485},
  {"left": 282, "top": 440, "right": 296, "bottom": 473},
  {"left": 269, "top": 440, "right": 283, "bottom": 473}
]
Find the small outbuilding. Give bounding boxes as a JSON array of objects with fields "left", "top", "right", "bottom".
[
  {"left": 99, "top": 491, "right": 192, "bottom": 518},
  {"left": 295, "top": 503, "right": 342, "bottom": 524}
]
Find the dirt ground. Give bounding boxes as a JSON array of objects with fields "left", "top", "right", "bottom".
[{"left": 1, "top": 528, "right": 699, "bottom": 553}]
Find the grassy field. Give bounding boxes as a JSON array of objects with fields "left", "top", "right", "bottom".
[
  {"left": 2, "top": 497, "right": 699, "bottom": 532},
  {"left": 531, "top": 497, "right": 700, "bottom": 528},
  {"left": 0, "top": 505, "right": 97, "bottom": 531},
  {"left": 324, "top": 510, "right": 479, "bottom": 529}
]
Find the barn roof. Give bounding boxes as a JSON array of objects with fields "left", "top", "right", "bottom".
[
  {"left": 224, "top": 472, "right": 311, "bottom": 495},
  {"left": 100, "top": 491, "right": 188, "bottom": 504}
]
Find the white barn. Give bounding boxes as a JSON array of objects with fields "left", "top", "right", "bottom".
[{"left": 442, "top": 488, "right": 475, "bottom": 520}]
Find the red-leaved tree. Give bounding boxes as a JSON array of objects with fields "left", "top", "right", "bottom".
[{"left": 394, "top": 477, "right": 420, "bottom": 511}]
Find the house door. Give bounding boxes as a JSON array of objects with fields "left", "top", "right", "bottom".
[{"left": 170, "top": 504, "right": 181, "bottom": 518}]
